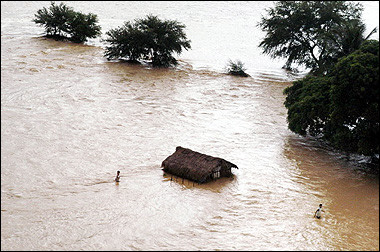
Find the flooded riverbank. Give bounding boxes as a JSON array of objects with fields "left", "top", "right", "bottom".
[{"left": 2, "top": 1, "right": 379, "bottom": 250}]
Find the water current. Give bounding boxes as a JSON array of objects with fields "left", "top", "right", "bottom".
[{"left": 1, "top": 1, "right": 379, "bottom": 250}]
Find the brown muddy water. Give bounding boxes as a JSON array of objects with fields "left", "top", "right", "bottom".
[{"left": 1, "top": 1, "right": 379, "bottom": 251}]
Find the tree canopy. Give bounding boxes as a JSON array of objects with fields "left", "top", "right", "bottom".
[
  {"left": 33, "top": 2, "right": 101, "bottom": 43},
  {"left": 284, "top": 40, "right": 379, "bottom": 160},
  {"left": 104, "top": 15, "right": 191, "bottom": 67},
  {"left": 328, "top": 40, "right": 379, "bottom": 156},
  {"left": 258, "top": 1, "right": 376, "bottom": 75}
]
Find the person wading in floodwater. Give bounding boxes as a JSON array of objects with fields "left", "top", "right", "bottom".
[
  {"left": 115, "top": 170, "right": 120, "bottom": 182},
  {"left": 314, "top": 204, "right": 325, "bottom": 219}
]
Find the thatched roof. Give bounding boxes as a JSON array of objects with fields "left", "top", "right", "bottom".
[{"left": 161, "top": 146, "right": 238, "bottom": 183}]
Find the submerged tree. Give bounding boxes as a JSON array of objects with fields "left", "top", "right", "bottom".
[
  {"left": 328, "top": 40, "right": 379, "bottom": 156},
  {"left": 284, "top": 40, "right": 379, "bottom": 161},
  {"left": 104, "top": 15, "right": 191, "bottom": 67},
  {"left": 33, "top": 1, "right": 73, "bottom": 37},
  {"left": 33, "top": 2, "right": 101, "bottom": 43},
  {"left": 284, "top": 75, "right": 332, "bottom": 136},
  {"left": 66, "top": 11, "right": 102, "bottom": 43},
  {"left": 258, "top": 1, "right": 376, "bottom": 75},
  {"left": 225, "top": 59, "right": 250, "bottom": 77}
]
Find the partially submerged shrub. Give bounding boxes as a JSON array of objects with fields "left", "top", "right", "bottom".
[
  {"left": 104, "top": 15, "right": 191, "bottom": 67},
  {"left": 67, "top": 12, "right": 102, "bottom": 43},
  {"left": 225, "top": 59, "right": 250, "bottom": 77},
  {"left": 33, "top": 2, "right": 101, "bottom": 43}
]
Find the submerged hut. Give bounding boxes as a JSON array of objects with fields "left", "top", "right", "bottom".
[{"left": 161, "top": 146, "right": 238, "bottom": 183}]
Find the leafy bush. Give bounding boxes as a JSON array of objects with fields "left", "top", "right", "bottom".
[
  {"left": 104, "top": 14, "right": 191, "bottom": 67},
  {"left": 225, "top": 60, "right": 249, "bottom": 77},
  {"left": 33, "top": 2, "right": 101, "bottom": 43},
  {"left": 33, "top": 2, "right": 72, "bottom": 37},
  {"left": 67, "top": 12, "right": 102, "bottom": 43}
]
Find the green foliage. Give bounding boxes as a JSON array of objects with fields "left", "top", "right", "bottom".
[
  {"left": 258, "top": 1, "right": 375, "bottom": 74},
  {"left": 284, "top": 75, "right": 332, "bottom": 136},
  {"left": 104, "top": 15, "right": 191, "bottom": 67},
  {"left": 33, "top": 2, "right": 73, "bottom": 37},
  {"left": 67, "top": 12, "right": 101, "bottom": 43},
  {"left": 103, "top": 21, "right": 147, "bottom": 62},
  {"left": 33, "top": 2, "right": 101, "bottom": 43},
  {"left": 328, "top": 40, "right": 379, "bottom": 155},
  {"left": 284, "top": 40, "right": 379, "bottom": 158},
  {"left": 225, "top": 60, "right": 250, "bottom": 77}
]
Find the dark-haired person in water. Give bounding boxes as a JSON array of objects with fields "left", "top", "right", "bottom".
[
  {"left": 314, "top": 204, "right": 325, "bottom": 219},
  {"left": 115, "top": 170, "right": 120, "bottom": 182}
]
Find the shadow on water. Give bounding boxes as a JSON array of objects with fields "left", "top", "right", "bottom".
[
  {"left": 162, "top": 171, "right": 237, "bottom": 192},
  {"left": 32, "top": 36, "right": 101, "bottom": 52},
  {"left": 284, "top": 134, "right": 379, "bottom": 179}
]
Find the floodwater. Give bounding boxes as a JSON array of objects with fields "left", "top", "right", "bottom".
[{"left": 1, "top": 1, "right": 379, "bottom": 251}]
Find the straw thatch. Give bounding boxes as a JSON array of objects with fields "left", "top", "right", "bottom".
[{"left": 161, "top": 146, "right": 238, "bottom": 183}]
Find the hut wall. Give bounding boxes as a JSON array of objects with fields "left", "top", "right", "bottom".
[
  {"left": 220, "top": 168, "right": 231, "bottom": 177},
  {"left": 220, "top": 161, "right": 233, "bottom": 177}
]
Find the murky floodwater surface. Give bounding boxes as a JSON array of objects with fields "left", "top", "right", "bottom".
[{"left": 1, "top": 1, "right": 379, "bottom": 251}]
